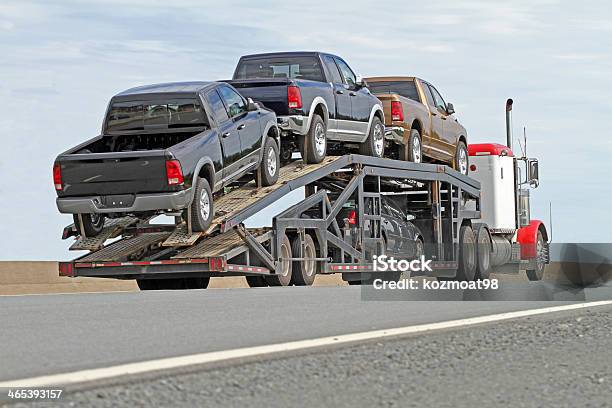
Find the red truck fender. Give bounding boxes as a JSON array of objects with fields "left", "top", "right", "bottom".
[{"left": 517, "top": 220, "right": 548, "bottom": 259}]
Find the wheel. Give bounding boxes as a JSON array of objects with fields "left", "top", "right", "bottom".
[
  {"left": 73, "top": 213, "right": 105, "bottom": 237},
  {"left": 183, "top": 277, "right": 210, "bottom": 289},
  {"left": 415, "top": 237, "right": 425, "bottom": 259},
  {"left": 453, "top": 140, "right": 469, "bottom": 175},
  {"left": 474, "top": 225, "right": 491, "bottom": 279},
  {"left": 290, "top": 234, "right": 317, "bottom": 286},
  {"left": 456, "top": 224, "right": 477, "bottom": 281},
  {"left": 265, "top": 234, "right": 293, "bottom": 286},
  {"left": 300, "top": 115, "right": 326, "bottom": 163},
  {"left": 246, "top": 276, "right": 268, "bottom": 287},
  {"left": 256, "top": 137, "right": 280, "bottom": 187},
  {"left": 187, "top": 177, "right": 214, "bottom": 232},
  {"left": 526, "top": 231, "right": 546, "bottom": 281},
  {"left": 137, "top": 279, "right": 159, "bottom": 290},
  {"left": 359, "top": 116, "right": 385, "bottom": 158},
  {"left": 399, "top": 129, "right": 422, "bottom": 163}
]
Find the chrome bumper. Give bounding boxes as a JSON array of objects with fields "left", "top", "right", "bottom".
[
  {"left": 384, "top": 126, "right": 405, "bottom": 143},
  {"left": 56, "top": 188, "right": 193, "bottom": 214},
  {"left": 277, "top": 115, "right": 309, "bottom": 135}
]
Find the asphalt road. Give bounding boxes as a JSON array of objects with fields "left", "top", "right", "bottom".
[{"left": 1, "top": 285, "right": 611, "bottom": 407}]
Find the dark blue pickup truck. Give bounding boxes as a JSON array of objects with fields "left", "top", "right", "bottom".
[{"left": 228, "top": 52, "right": 385, "bottom": 163}]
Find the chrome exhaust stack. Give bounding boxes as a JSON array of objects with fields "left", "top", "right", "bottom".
[{"left": 505, "top": 98, "right": 513, "bottom": 150}]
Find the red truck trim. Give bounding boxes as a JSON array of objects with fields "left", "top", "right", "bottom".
[
  {"left": 468, "top": 143, "right": 514, "bottom": 157},
  {"left": 517, "top": 220, "right": 544, "bottom": 259}
]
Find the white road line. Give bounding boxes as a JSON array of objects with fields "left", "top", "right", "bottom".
[{"left": 1, "top": 300, "right": 610, "bottom": 388}]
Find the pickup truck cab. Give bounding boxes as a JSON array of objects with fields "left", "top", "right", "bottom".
[
  {"left": 228, "top": 52, "right": 385, "bottom": 163},
  {"left": 54, "top": 81, "right": 280, "bottom": 236},
  {"left": 364, "top": 76, "right": 469, "bottom": 174}
]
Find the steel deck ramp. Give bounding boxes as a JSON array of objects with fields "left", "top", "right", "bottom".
[
  {"left": 162, "top": 224, "right": 203, "bottom": 247},
  {"left": 207, "top": 155, "right": 345, "bottom": 233},
  {"left": 172, "top": 228, "right": 270, "bottom": 260},
  {"left": 69, "top": 217, "right": 140, "bottom": 251},
  {"left": 77, "top": 232, "right": 171, "bottom": 262}
]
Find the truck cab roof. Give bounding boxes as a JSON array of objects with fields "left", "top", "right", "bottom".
[
  {"left": 238, "top": 51, "right": 338, "bottom": 60},
  {"left": 114, "top": 81, "right": 218, "bottom": 99}
]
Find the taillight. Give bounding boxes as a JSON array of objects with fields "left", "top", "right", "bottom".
[
  {"left": 287, "top": 86, "right": 302, "bottom": 109},
  {"left": 53, "top": 163, "right": 62, "bottom": 191},
  {"left": 391, "top": 101, "right": 404, "bottom": 121},
  {"left": 347, "top": 210, "right": 357, "bottom": 226},
  {"left": 166, "top": 160, "right": 184, "bottom": 185}
]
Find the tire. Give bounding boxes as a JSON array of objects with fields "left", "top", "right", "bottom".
[
  {"left": 137, "top": 279, "right": 159, "bottom": 290},
  {"left": 183, "top": 277, "right": 210, "bottom": 289},
  {"left": 300, "top": 115, "right": 326, "bottom": 164},
  {"left": 399, "top": 129, "right": 422, "bottom": 163},
  {"left": 188, "top": 177, "right": 214, "bottom": 232},
  {"left": 257, "top": 137, "right": 280, "bottom": 187},
  {"left": 456, "top": 224, "right": 477, "bottom": 281},
  {"left": 246, "top": 276, "right": 268, "bottom": 287},
  {"left": 359, "top": 116, "right": 385, "bottom": 158},
  {"left": 474, "top": 225, "right": 492, "bottom": 280},
  {"left": 526, "top": 231, "right": 546, "bottom": 281},
  {"left": 290, "top": 234, "right": 317, "bottom": 286},
  {"left": 73, "top": 213, "right": 105, "bottom": 237},
  {"left": 454, "top": 140, "right": 469, "bottom": 175},
  {"left": 265, "top": 234, "right": 293, "bottom": 286}
]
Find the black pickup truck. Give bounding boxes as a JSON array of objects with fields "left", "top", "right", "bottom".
[
  {"left": 54, "top": 81, "right": 280, "bottom": 236},
  {"left": 228, "top": 52, "right": 385, "bottom": 163}
]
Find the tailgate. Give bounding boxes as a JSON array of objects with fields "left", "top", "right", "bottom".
[
  {"left": 227, "top": 79, "right": 291, "bottom": 116},
  {"left": 58, "top": 151, "right": 171, "bottom": 196},
  {"left": 372, "top": 94, "right": 399, "bottom": 126}
]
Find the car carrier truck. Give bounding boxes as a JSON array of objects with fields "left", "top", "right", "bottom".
[{"left": 57, "top": 99, "right": 549, "bottom": 289}]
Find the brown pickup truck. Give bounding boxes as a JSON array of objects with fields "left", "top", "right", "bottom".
[{"left": 364, "top": 76, "right": 469, "bottom": 174}]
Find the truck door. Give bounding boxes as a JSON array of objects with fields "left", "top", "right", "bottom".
[
  {"left": 218, "top": 85, "right": 262, "bottom": 169},
  {"left": 321, "top": 55, "right": 345, "bottom": 136},
  {"left": 334, "top": 57, "right": 369, "bottom": 138},
  {"left": 426, "top": 83, "right": 455, "bottom": 160},
  {"left": 206, "top": 89, "right": 242, "bottom": 182},
  {"left": 420, "top": 81, "right": 447, "bottom": 160}
]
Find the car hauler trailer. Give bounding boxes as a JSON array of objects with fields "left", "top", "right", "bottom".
[{"left": 58, "top": 100, "right": 549, "bottom": 289}]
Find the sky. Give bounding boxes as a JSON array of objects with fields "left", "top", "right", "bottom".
[{"left": 0, "top": 0, "right": 611, "bottom": 260}]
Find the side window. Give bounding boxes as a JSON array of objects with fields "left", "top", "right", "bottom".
[
  {"left": 206, "top": 90, "right": 230, "bottom": 124},
  {"left": 420, "top": 81, "right": 435, "bottom": 107},
  {"left": 217, "top": 86, "right": 247, "bottom": 118},
  {"left": 334, "top": 58, "right": 356, "bottom": 88},
  {"left": 322, "top": 55, "right": 342, "bottom": 84},
  {"left": 428, "top": 84, "right": 447, "bottom": 111}
]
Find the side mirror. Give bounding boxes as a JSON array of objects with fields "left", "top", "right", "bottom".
[
  {"left": 247, "top": 97, "right": 259, "bottom": 112},
  {"left": 446, "top": 102, "right": 455, "bottom": 115},
  {"left": 355, "top": 75, "right": 368, "bottom": 89},
  {"left": 527, "top": 158, "right": 539, "bottom": 188}
]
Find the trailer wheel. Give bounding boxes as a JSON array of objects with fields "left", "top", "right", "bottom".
[
  {"left": 265, "top": 235, "right": 293, "bottom": 286},
  {"left": 246, "top": 276, "right": 268, "bottom": 287},
  {"left": 456, "top": 224, "right": 477, "bottom": 281},
  {"left": 474, "top": 225, "right": 492, "bottom": 279},
  {"left": 183, "top": 277, "right": 210, "bottom": 289},
  {"left": 290, "top": 234, "right": 317, "bottom": 286},
  {"left": 256, "top": 137, "right": 280, "bottom": 187},
  {"left": 300, "top": 114, "right": 326, "bottom": 164},
  {"left": 188, "top": 177, "right": 214, "bottom": 232},
  {"left": 399, "top": 129, "right": 422, "bottom": 163},
  {"left": 360, "top": 116, "right": 385, "bottom": 158},
  {"left": 526, "top": 231, "right": 546, "bottom": 281},
  {"left": 137, "top": 279, "right": 159, "bottom": 290},
  {"left": 73, "top": 213, "right": 105, "bottom": 237}
]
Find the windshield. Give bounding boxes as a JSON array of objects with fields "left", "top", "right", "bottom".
[
  {"left": 234, "top": 56, "right": 324, "bottom": 82},
  {"left": 105, "top": 98, "right": 207, "bottom": 132},
  {"left": 367, "top": 80, "right": 420, "bottom": 102}
]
